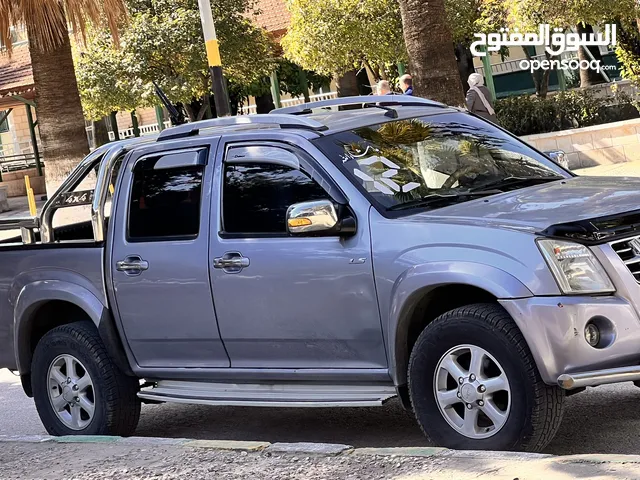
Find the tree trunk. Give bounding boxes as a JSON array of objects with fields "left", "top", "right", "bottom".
[
  {"left": 523, "top": 47, "right": 551, "bottom": 98},
  {"left": 577, "top": 23, "right": 605, "bottom": 87},
  {"left": 336, "top": 70, "right": 360, "bottom": 97},
  {"left": 93, "top": 117, "right": 110, "bottom": 147},
  {"left": 26, "top": 17, "right": 89, "bottom": 197},
  {"left": 356, "top": 68, "right": 373, "bottom": 95},
  {"left": 335, "top": 70, "right": 360, "bottom": 110},
  {"left": 397, "top": 0, "right": 464, "bottom": 105},
  {"left": 455, "top": 43, "right": 476, "bottom": 93},
  {"left": 255, "top": 92, "right": 275, "bottom": 114}
]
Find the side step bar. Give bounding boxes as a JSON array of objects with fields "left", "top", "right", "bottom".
[{"left": 138, "top": 381, "right": 397, "bottom": 408}]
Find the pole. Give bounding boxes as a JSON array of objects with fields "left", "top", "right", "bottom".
[
  {"left": 481, "top": 46, "right": 496, "bottom": 101},
  {"left": 197, "top": 0, "right": 231, "bottom": 117},
  {"left": 298, "top": 68, "right": 310, "bottom": 102},
  {"left": 270, "top": 71, "right": 282, "bottom": 109},
  {"left": 398, "top": 62, "right": 406, "bottom": 76},
  {"left": 130, "top": 111, "right": 140, "bottom": 137},
  {"left": 109, "top": 112, "right": 120, "bottom": 140},
  {"left": 25, "top": 104, "right": 42, "bottom": 177},
  {"left": 155, "top": 105, "right": 165, "bottom": 131}
]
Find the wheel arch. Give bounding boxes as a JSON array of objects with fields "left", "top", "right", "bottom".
[
  {"left": 388, "top": 263, "right": 533, "bottom": 386},
  {"left": 14, "top": 281, "right": 134, "bottom": 387}
]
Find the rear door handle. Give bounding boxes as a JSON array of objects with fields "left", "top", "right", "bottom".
[
  {"left": 213, "top": 252, "right": 249, "bottom": 273},
  {"left": 116, "top": 255, "right": 149, "bottom": 275}
]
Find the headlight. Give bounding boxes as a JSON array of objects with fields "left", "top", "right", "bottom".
[{"left": 538, "top": 239, "right": 615, "bottom": 294}]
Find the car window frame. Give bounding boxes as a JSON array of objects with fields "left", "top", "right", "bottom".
[
  {"left": 218, "top": 140, "right": 346, "bottom": 239},
  {"left": 125, "top": 147, "right": 208, "bottom": 243}
]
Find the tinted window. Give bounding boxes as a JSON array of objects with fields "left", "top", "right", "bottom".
[
  {"left": 223, "top": 163, "right": 327, "bottom": 234},
  {"left": 129, "top": 166, "right": 203, "bottom": 239},
  {"left": 314, "top": 112, "right": 566, "bottom": 212}
]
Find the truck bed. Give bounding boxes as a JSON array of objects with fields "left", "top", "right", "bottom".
[{"left": 0, "top": 222, "right": 105, "bottom": 370}]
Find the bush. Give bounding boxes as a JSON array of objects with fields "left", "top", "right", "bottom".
[{"left": 495, "top": 89, "right": 640, "bottom": 136}]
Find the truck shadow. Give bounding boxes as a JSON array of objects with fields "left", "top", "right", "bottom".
[{"left": 134, "top": 384, "right": 640, "bottom": 453}]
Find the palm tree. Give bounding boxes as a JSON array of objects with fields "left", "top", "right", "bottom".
[
  {"left": 396, "top": 0, "right": 465, "bottom": 106},
  {"left": 1, "top": 1, "right": 126, "bottom": 194}
]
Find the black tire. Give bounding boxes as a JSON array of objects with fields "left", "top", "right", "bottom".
[
  {"left": 32, "top": 321, "right": 141, "bottom": 436},
  {"left": 408, "top": 303, "right": 565, "bottom": 452}
]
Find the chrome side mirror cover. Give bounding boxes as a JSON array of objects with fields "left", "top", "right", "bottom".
[{"left": 286, "top": 200, "right": 339, "bottom": 235}]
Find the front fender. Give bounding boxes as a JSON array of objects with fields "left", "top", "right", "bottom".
[
  {"left": 388, "top": 261, "right": 533, "bottom": 385},
  {"left": 14, "top": 280, "right": 106, "bottom": 374}
]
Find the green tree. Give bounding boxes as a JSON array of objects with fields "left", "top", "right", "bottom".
[
  {"left": 281, "top": 0, "right": 406, "bottom": 81},
  {"left": 506, "top": 0, "right": 640, "bottom": 91},
  {"left": 75, "top": 0, "right": 275, "bottom": 120}
]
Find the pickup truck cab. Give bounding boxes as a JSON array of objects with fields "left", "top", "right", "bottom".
[{"left": 1, "top": 95, "right": 639, "bottom": 452}]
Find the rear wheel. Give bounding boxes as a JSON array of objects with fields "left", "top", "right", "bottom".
[
  {"left": 32, "top": 321, "right": 140, "bottom": 436},
  {"left": 408, "top": 303, "right": 565, "bottom": 452}
]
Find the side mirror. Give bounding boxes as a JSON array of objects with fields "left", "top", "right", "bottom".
[{"left": 287, "top": 200, "right": 339, "bottom": 235}]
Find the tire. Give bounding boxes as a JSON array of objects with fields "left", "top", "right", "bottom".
[
  {"left": 31, "top": 321, "right": 141, "bottom": 436},
  {"left": 408, "top": 303, "right": 565, "bottom": 452}
]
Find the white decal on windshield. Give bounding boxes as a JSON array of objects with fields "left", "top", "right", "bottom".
[{"left": 353, "top": 156, "right": 420, "bottom": 195}]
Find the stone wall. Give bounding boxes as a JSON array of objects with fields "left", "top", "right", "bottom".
[
  {"left": 521, "top": 118, "right": 640, "bottom": 170},
  {"left": 0, "top": 168, "right": 45, "bottom": 197}
]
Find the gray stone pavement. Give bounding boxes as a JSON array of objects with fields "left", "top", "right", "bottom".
[{"left": 2, "top": 436, "right": 640, "bottom": 480}]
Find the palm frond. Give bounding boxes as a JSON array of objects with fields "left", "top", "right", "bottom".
[{"left": 1, "top": 0, "right": 126, "bottom": 55}]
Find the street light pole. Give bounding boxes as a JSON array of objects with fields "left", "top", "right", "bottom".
[{"left": 197, "top": 0, "right": 231, "bottom": 117}]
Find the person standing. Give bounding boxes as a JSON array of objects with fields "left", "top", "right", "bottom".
[
  {"left": 466, "top": 73, "right": 497, "bottom": 123},
  {"left": 399, "top": 74, "right": 413, "bottom": 95},
  {"left": 377, "top": 80, "right": 392, "bottom": 95}
]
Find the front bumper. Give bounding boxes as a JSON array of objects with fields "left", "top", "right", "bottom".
[{"left": 500, "top": 295, "right": 640, "bottom": 388}]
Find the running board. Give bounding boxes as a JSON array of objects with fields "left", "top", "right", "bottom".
[{"left": 138, "top": 381, "right": 397, "bottom": 407}]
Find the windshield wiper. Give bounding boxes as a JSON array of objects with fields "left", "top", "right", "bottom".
[
  {"left": 470, "top": 175, "right": 564, "bottom": 192},
  {"left": 388, "top": 191, "right": 500, "bottom": 211}
]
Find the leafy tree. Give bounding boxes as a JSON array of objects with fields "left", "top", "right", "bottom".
[
  {"left": 281, "top": 0, "right": 406, "bottom": 80},
  {"left": 506, "top": 0, "right": 640, "bottom": 91},
  {"left": 75, "top": 0, "right": 275, "bottom": 120}
]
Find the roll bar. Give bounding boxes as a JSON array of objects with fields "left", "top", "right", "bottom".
[{"left": 0, "top": 137, "right": 152, "bottom": 244}]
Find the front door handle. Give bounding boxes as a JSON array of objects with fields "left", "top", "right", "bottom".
[
  {"left": 213, "top": 252, "right": 250, "bottom": 273},
  {"left": 116, "top": 255, "right": 149, "bottom": 275}
]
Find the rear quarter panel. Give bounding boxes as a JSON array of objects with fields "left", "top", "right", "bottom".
[{"left": 0, "top": 245, "right": 105, "bottom": 370}]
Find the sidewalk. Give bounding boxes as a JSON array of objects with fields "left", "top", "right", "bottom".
[
  {"left": 1, "top": 436, "right": 640, "bottom": 480},
  {"left": 576, "top": 160, "right": 640, "bottom": 177}
]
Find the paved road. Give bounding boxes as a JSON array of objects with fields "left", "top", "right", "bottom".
[{"left": 2, "top": 368, "right": 640, "bottom": 455}]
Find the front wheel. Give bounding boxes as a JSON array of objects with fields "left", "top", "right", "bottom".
[
  {"left": 408, "top": 303, "right": 565, "bottom": 452},
  {"left": 32, "top": 321, "right": 141, "bottom": 436}
]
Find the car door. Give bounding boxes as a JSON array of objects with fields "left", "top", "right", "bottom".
[
  {"left": 110, "top": 142, "right": 230, "bottom": 368},
  {"left": 209, "top": 140, "right": 387, "bottom": 369}
]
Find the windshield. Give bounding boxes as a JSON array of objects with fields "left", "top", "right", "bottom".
[{"left": 313, "top": 112, "right": 568, "bottom": 212}]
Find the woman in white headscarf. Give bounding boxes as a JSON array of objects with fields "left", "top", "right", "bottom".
[{"left": 466, "top": 73, "right": 497, "bottom": 123}]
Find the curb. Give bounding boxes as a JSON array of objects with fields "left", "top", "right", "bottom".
[{"left": 0, "top": 435, "right": 635, "bottom": 465}]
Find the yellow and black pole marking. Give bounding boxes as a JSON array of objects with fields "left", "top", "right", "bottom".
[{"left": 198, "top": 0, "right": 231, "bottom": 117}]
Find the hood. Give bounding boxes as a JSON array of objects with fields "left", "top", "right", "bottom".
[{"left": 411, "top": 176, "right": 640, "bottom": 240}]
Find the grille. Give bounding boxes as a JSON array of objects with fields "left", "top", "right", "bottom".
[{"left": 611, "top": 237, "right": 640, "bottom": 283}]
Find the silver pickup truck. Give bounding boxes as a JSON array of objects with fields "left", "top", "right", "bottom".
[{"left": 1, "top": 95, "right": 639, "bottom": 452}]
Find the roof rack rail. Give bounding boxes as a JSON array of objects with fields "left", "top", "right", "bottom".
[
  {"left": 271, "top": 95, "right": 447, "bottom": 115},
  {"left": 157, "top": 114, "right": 327, "bottom": 141}
]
